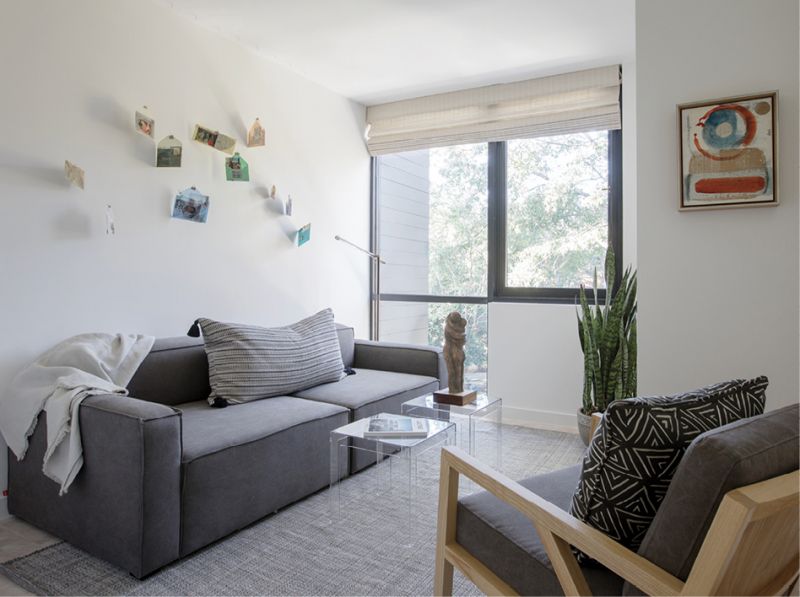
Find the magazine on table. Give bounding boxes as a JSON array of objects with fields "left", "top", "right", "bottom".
[{"left": 364, "top": 415, "right": 429, "bottom": 438}]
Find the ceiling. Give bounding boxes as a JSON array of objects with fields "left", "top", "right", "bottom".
[{"left": 159, "top": 0, "right": 635, "bottom": 105}]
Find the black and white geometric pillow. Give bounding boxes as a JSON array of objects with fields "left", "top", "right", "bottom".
[{"left": 570, "top": 376, "right": 768, "bottom": 556}]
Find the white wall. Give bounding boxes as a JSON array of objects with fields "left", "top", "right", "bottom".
[
  {"left": 0, "top": 0, "right": 370, "bottom": 516},
  {"left": 635, "top": 0, "right": 799, "bottom": 408},
  {"left": 489, "top": 57, "right": 637, "bottom": 431}
]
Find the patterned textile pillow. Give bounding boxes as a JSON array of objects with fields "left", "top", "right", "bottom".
[
  {"left": 570, "top": 376, "right": 768, "bottom": 555},
  {"left": 189, "top": 309, "right": 345, "bottom": 406}
]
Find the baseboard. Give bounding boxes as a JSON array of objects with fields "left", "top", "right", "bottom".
[
  {"left": 501, "top": 405, "right": 578, "bottom": 434},
  {"left": 0, "top": 496, "right": 8, "bottom": 520}
]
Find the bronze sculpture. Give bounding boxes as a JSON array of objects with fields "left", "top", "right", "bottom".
[{"left": 443, "top": 311, "right": 467, "bottom": 394}]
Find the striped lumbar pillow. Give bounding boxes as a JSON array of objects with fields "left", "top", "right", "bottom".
[{"left": 189, "top": 309, "right": 345, "bottom": 406}]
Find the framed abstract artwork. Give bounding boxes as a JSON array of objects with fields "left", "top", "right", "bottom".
[{"left": 678, "top": 91, "right": 778, "bottom": 211}]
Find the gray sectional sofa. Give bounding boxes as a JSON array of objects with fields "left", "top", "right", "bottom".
[{"left": 8, "top": 324, "right": 446, "bottom": 578}]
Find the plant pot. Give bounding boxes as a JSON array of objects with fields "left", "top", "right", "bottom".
[{"left": 577, "top": 408, "right": 594, "bottom": 446}]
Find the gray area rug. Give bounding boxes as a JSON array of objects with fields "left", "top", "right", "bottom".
[{"left": 1, "top": 425, "right": 585, "bottom": 596}]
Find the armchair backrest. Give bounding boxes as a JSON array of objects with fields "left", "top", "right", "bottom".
[
  {"left": 624, "top": 403, "right": 799, "bottom": 595},
  {"left": 683, "top": 468, "right": 798, "bottom": 596}
]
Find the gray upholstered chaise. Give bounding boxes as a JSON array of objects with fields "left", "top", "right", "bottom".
[{"left": 8, "top": 324, "right": 446, "bottom": 578}]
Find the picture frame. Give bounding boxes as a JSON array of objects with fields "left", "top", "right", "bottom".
[{"left": 677, "top": 91, "right": 778, "bottom": 211}]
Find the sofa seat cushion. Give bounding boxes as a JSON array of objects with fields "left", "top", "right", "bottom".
[
  {"left": 176, "top": 396, "right": 348, "bottom": 463},
  {"left": 293, "top": 368, "right": 439, "bottom": 474},
  {"left": 293, "top": 368, "right": 437, "bottom": 411},
  {"left": 457, "top": 465, "right": 624, "bottom": 596},
  {"left": 175, "top": 396, "right": 350, "bottom": 556}
]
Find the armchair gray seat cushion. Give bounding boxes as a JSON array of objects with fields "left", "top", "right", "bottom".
[{"left": 457, "top": 465, "right": 624, "bottom": 596}]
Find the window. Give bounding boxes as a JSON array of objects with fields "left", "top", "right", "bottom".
[
  {"left": 368, "top": 66, "right": 622, "bottom": 392},
  {"left": 375, "top": 144, "right": 489, "bottom": 391},
  {"left": 373, "top": 131, "right": 621, "bottom": 387},
  {"left": 492, "top": 130, "right": 622, "bottom": 301}
]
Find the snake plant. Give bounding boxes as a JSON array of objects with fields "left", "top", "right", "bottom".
[{"left": 577, "top": 246, "right": 637, "bottom": 414}]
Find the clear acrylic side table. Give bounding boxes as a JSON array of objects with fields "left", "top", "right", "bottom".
[
  {"left": 329, "top": 412, "right": 456, "bottom": 515},
  {"left": 401, "top": 393, "right": 503, "bottom": 471}
]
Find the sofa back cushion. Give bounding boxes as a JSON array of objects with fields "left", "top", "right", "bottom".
[
  {"left": 128, "top": 317, "right": 353, "bottom": 407},
  {"left": 198, "top": 308, "right": 345, "bottom": 405},
  {"left": 570, "top": 376, "right": 768, "bottom": 556},
  {"left": 127, "top": 336, "right": 209, "bottom": 407},
  {"left": 622, "top": 403, "right": 799, "bottom": 595},
  {"left": 335, "top": 323, "right": 355, "bottom": 369}
]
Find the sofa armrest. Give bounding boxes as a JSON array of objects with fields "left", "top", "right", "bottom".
[
  {"left": 8, "top": 394, "right": 182, "bottom": 578},
  {"left": 81, "top": 392, "right": 178, "bottom": 419},
  {"left": 353, "top": 339, "right": 447, "bottom": 388}
]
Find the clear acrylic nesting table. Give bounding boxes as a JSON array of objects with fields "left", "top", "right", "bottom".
[
  {"left": 401, "top": 393, "right": 503, "bottom": 470},
  {"left": 329, "top": 412, "right": 456, "bottom": 515}
]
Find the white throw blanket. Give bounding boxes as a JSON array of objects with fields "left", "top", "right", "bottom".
[{"left": 0, "top": 333, "right": 154, "bottom": 494}]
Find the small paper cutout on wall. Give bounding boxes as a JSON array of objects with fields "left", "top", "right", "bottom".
[
  {"left": 192, "top": 124, "right": 236, "bottom": 155},
  {"left": 297, "top": 223, "right": 311, "bottom": 246},
  {"left": 135, "top": 107, "right": 155, "bottom": 138},
  {"left": 105, "top": 204, "right": 116, "bottom": 236},
  {"left": 172, "top": 187, "right": 210, "bottom": 224},
  {"left": 64, "top": 160, "right": 85, "bottom": 189},
  {"left": 285, "top": 195, "right": 293, "bottom": 216},
  {"left": 247, "top": 118, "right": 265, "bottom": 147},
  {"left": 156, "top": 136, "right": 182, "bottom": 167},
  {"left": 225, "top": 153, "right": 249, "bottom": 181}
]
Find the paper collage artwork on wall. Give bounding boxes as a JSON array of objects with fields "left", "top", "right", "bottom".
[
  {"left": 297, "top": 223, "right": 311, "bottom": 246},
  {"left": 193, "top": 124, "right": 236, "bottom": 155},
  {"left": 64, "top": 160, "right": 85, "bottom": 189},
  {"left": 135, "top": 107, "right": 155, "bottom": 138},
  {"left": 156, "top": 136, "right": 182, "bottom": 167},
  {"left": 172, "top": 187, "right": 210, "bottom": 224},
  {"left": 247, "top": 118, "right": 265, "bottom": 147},
  {"left": 225, "top": 153, "right": 249, "bottom": 181},
  {"left": 105, "top": 205, "right": 116, "bottom": 236}
]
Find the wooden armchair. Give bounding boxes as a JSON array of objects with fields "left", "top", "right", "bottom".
[{"left": 434, "top": 405, "right": 799, "bottom": 596}]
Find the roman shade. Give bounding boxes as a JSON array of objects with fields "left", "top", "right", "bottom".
[{"left": 365, "top": 65, "right": 621, "bottom": 155}]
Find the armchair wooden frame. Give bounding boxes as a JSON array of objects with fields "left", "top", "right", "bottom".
[{"left": 434, "top": 444, "right": 799, "bottom": 596}]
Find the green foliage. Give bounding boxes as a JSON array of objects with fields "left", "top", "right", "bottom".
[
  {"left": 424, "top": 134, "right": 611, "bottom": 385},
  {"left": 505, "top": 133, "right": 609, "bottom": 288},
  {"left": 427, "top": 144, "right": 489, "bottom": 381},
  {"left": 577, "top": 245, "right": 637, "bottom": 413}
]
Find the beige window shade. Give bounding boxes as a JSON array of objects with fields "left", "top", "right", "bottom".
[{"left": 365, "top": 65, "right": 620, "bottom": 155}]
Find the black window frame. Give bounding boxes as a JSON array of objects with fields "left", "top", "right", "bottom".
[
  {"left": 489, "top": 129, "right": 623, "bottom": 304},
  {"left": 369, "top": 127, "right": 623, "bottom": 338}
]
